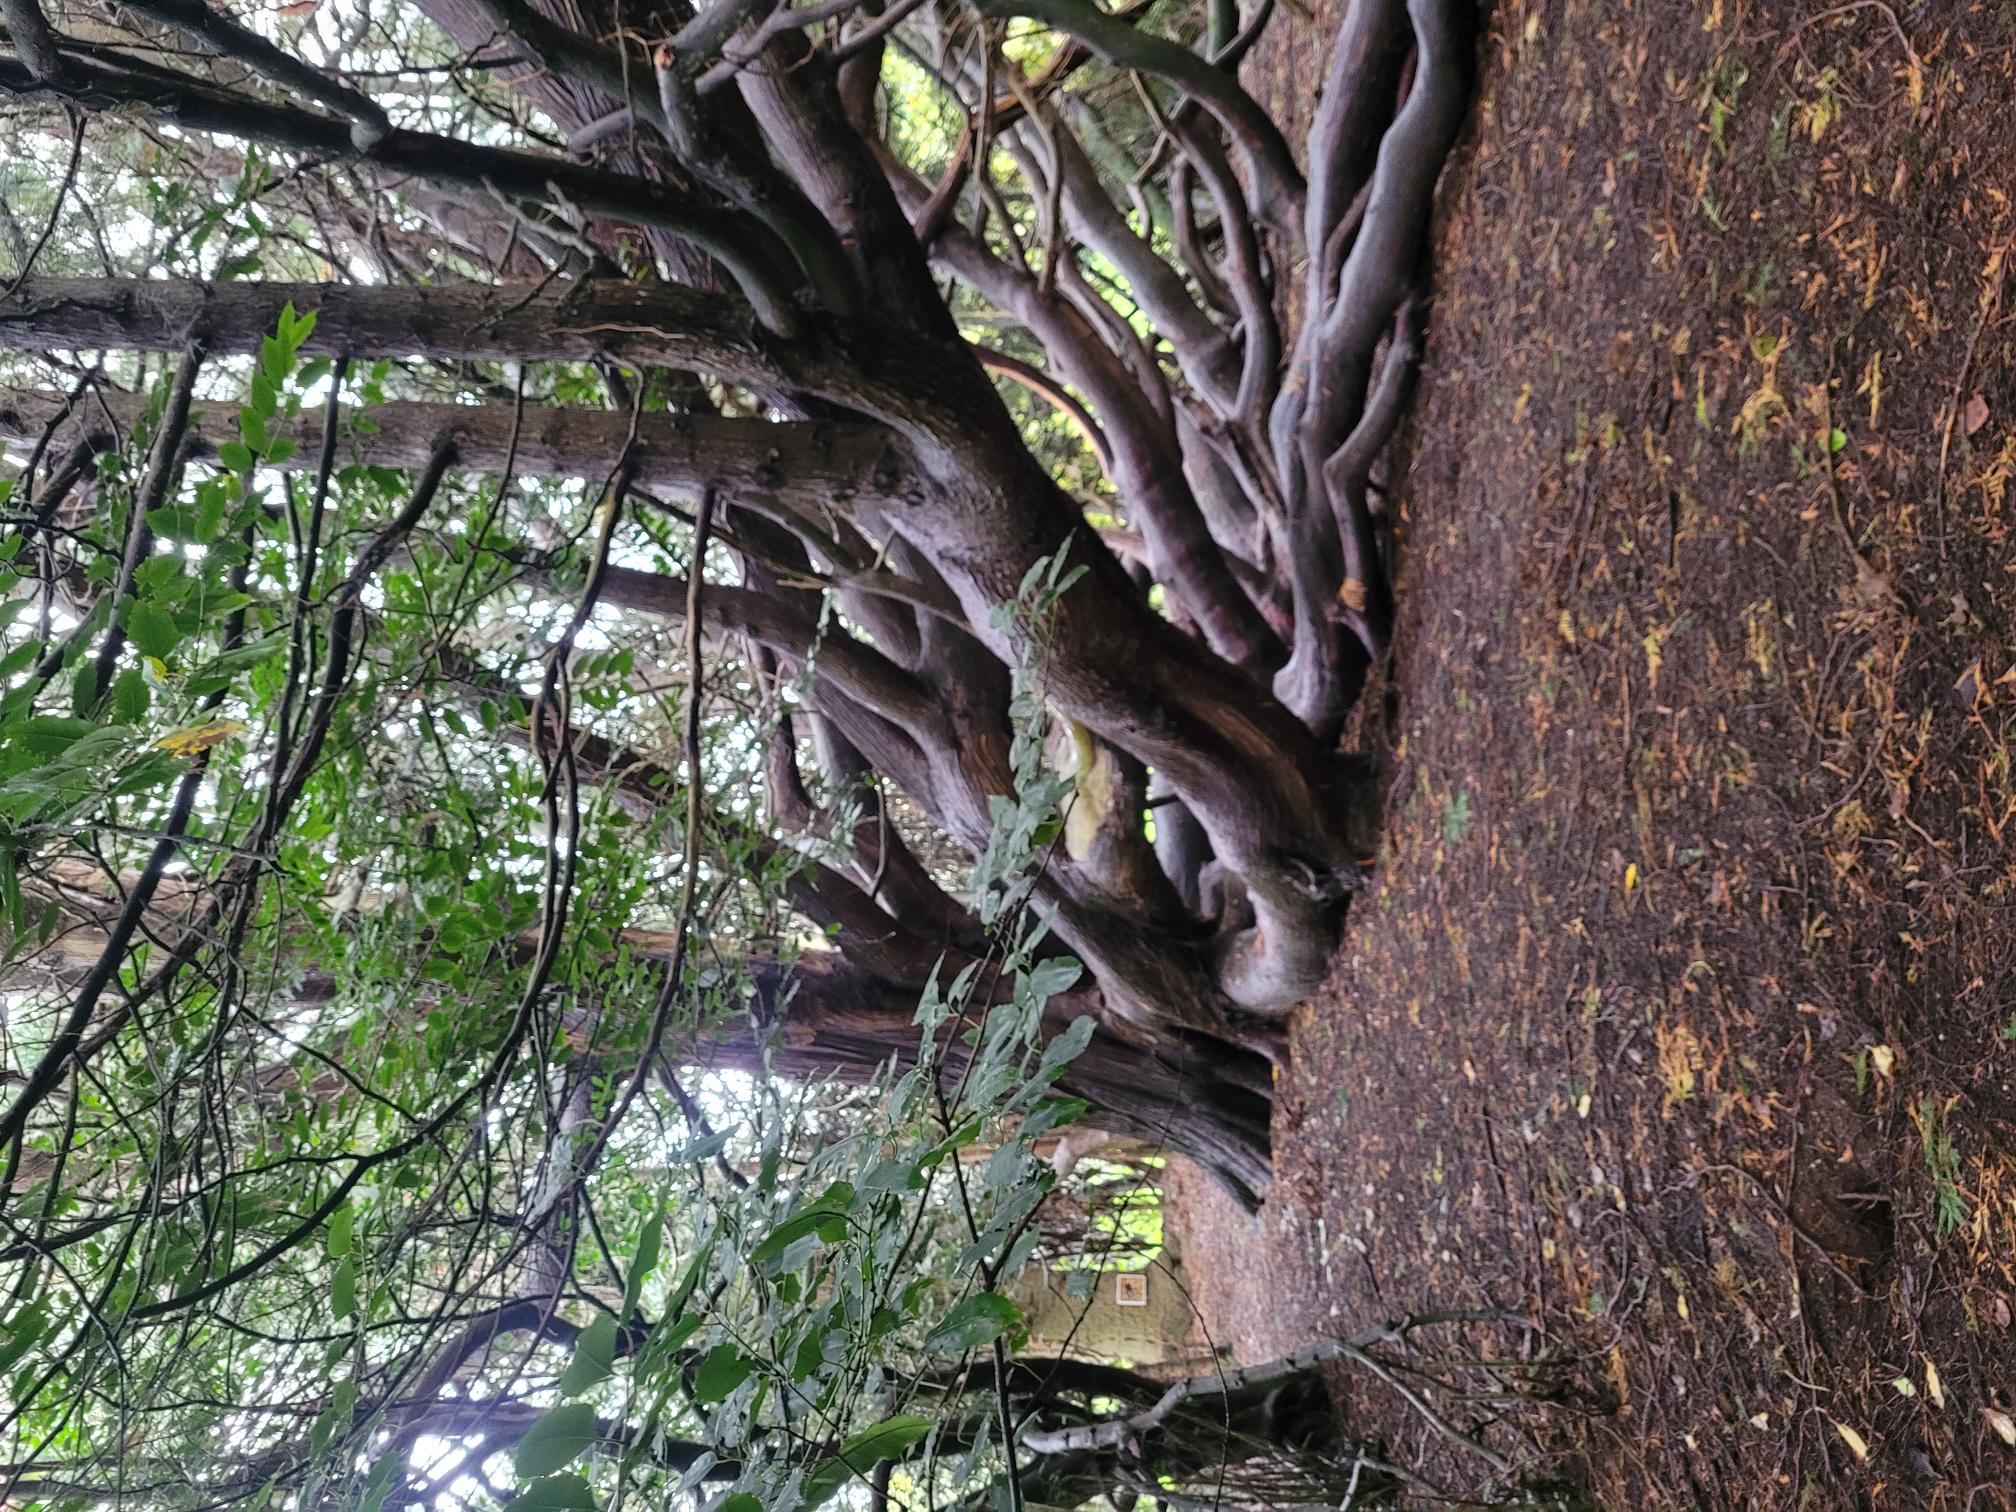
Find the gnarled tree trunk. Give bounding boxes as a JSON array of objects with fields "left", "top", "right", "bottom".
[{"left": 0, "top": 0, "right": 1470, "bottom": 1203}]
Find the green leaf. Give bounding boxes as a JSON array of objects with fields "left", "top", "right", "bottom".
[
  {"left": 217, "top": 248, "right": 263, "bottom": 281},
  {"left": 216, "top": 440, "right": 255, "bottom": 472},
  {"left": 308, "top": 1378, "right": 358, "bottom": 1456},
  {"left": 357, "top": 1451, "right": 403, "bottom": 1512},
  {"left": 111, "top": 668, "right": 150, "bottom": 723},
  {"left": 714, "top": 1498, "right": 761, "bottom": 1512},
  {"left": 325, "top": 1204, "right": 354, "bottom": 1259},
  {"left": 69, "top": 660, "right": 97, "bottom": 718},
  {"left": 1033, "top": 1014, "right": 1095, "bottom": 1079},
  {"left": 924, "top": 1293, "right": 1021, "bottom": 1355},
  {"left": 127, "top": 600, "right": 181, "bottom": 660},
  {"left": 513, "top": 1402, "right": 597, "bottom": 1478},
  {"left": 748, "top": 1182, "right": 854, "bottom": 1268},
  {"left": 330, "top": 1257, "right": 357, "bottom": 1322},
  {"left": 132, "top": 556, "right": 187, "bottom": 596},
  {"left": 110, "top": 751, "right": 180, "bottom": 798},
  {"left": 9, "top": 716, "right": 97, "bottom": 755},
  {"left": 620, "top": 1208, "right": 663, "bottom": 1318},
  {"left": 240, "top": 407, "right": 268, "bottom": 453},
  {"left": 690, "top": 1342, "right": 753, "bottom": 1404},
  {"left": 1022, "top": 1095, "right": 1090, "bottom": 1138},
  {"left": 837, "top": 1413, "right": 932, "bottom": 1468},
  {"left": 557, "top": 1313, "right": 617, "bottom": 1398},
  {"left": 507, "top": 1473, "right": 596, "bottom": 1511},
  {"left": 801, "top": 1415, "right": 933, "bottom": 1507},
  {"left": 0, "top": 1299, "right": 49, "bottom": 1374},
  {"left": 1021, "top": 955, "right": 1083, "bottom": 1001},
  {"left": 182, "top": 633, "right": 287, "bottom": 697},
  {"left": 149, "top": 507, "right": 211, "bottom": 545}
]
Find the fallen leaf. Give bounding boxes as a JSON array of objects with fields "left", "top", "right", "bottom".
[
  {"left": 1963, "top": 393, "right": 1990, "bottom": 437},
  {"left": 1624, "top": 862, "right": 1639, "bottom": 894},
  {"left": 1870, "top": 1044, "right": 1896, "bottom": 1078},
  {"left": 1996, "top": 1296, "right": 2012, "bottom": 1330},
  {"left": 1986, "top": 1408, "right": 2016, "bottom": 1447},
  {"left": 1892, "top": 1376, "right": 1917, "bottom": 1397},
  {"left": 1955, "top": 661, "right": 1983, "bottom": 705},
  {"left": 1833, "top": 1420, "right": 1870, "bottom": 1460},
  {"left": 1925, "top": 1358, "right": 1945, "bottom": 1409}
]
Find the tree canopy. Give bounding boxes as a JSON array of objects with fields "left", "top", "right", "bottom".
[{"left": 0, "top": 0, "right": 1477, "bottom": 1505}]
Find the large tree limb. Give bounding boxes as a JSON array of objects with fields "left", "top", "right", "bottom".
[
  {"left": 0, "top": 385, "right": 915, "bottom": 515},
  {"left": 0, "top": 0, "right": 64, "bottom": 82},
  {"left": 1019, "top": 1309, "right": 1529, "bottom": 1458},
  {"left": 116, "top": 0, "right": 393, "bottom": 146},
  {"left": 884, "top": 161, "right": 1285, "bottom": 678},
  {"left": 970, "top": 0, "right": 1305, "bottom": 240},
  {"left": 1, "top": 275, "right": 1369, "bottom": 1012},
  {"left": 0, "top": 50, "right": 800, "bottom": 327},
  {"left": 1269, "top": 0, "right": 1468, "bottom": 732}
]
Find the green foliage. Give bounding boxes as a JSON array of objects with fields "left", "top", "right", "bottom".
[
  {"left": 1442, "top": 788, "right": 1473, "bottom": 844},
  {"left": 0, "top": 324, "right": 1100, "bottom": 1508},
  {"left": 1916, "top": 1097, "right": 1969, "bottom": 1237},
  {"left": 924, "top": 1293, "right": 1023, "bottom": 1353},
  {"left": 515, "top": 1404, "right": 601, "bottom": 1478}
]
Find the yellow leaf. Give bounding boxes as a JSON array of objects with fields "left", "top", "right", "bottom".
[
  {"left": 1986, "top": 1409, "right": 2016, "bottom": 1446},
  {"left": 1624, "top": 863, "right": 1639, "bottom": 894},
  {"left": 1832, "top": 1420, "right": 1870, "bottom": 1460},
  {"left": 1870, "top": 1044, "right": 1896, "bottom": 1079},
  {"left": 1891, "top": 1376, "right": 1916, "bottom": 1397},
  {"left": 154, "top": 719, "right": 248, "bottom": 758}
]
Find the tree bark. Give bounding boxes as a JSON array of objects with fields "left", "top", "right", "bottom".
[
  {"left": 0, "top": 385, "right": 911, "bottom": 513},
  {"left": 0, "top": 275, "right": 1372, "bottom": 1015},
  {"left": 703, "top": 952, "right": 1277, "bottom": 1208}
]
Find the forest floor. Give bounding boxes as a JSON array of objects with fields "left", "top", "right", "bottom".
[{"left": 1176, "top": 0, "right": 2016, "bottom": 1506}]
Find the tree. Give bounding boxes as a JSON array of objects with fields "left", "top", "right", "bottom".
[
  {"left": 0, "top": 0, "right": 1485, "bottom": 1505},
  {"left": 3, "top": 0, "right": 1467, "bottom": 1193}
]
